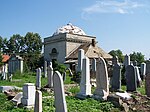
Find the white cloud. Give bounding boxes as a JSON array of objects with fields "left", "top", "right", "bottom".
[{"left": 82, "top": 0, "right": 147, "bottom": 17}]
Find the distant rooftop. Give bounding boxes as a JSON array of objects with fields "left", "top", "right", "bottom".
[{"left": 2, "top": 55, "right": 10, "bottom": 63}]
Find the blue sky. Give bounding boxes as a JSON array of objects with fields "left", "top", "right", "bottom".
[{"left": 0, "top": 0, "right": 150, "bottom": 58}]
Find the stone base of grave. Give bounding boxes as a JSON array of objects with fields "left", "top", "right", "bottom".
[
  {"left": 75, "top": 93, "right": 92, "bottom": 100},
  {"left": 21, "top": 98, "right": 35, "bottom": 107},
  {"left": 110, "top": 88, "right": 123, "bottom": 92},
  {"left": 93, "top": 90, "right": 109, "bottom": 101}
]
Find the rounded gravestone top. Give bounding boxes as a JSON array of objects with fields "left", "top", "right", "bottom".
[{"left": 53, "top": 23, "right": 86, "bottom": 36}]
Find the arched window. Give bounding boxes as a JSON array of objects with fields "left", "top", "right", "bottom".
[{"left": 51, "top": 48, "right": 57, "bottom": 53}]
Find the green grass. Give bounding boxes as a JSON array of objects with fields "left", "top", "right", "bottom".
[{"left": 0, "top": 72, "right": 146, "bottom": 111}]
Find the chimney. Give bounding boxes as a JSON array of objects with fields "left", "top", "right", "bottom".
[{"left": 92, "top": 39, "right": 96, "bottom": 47}]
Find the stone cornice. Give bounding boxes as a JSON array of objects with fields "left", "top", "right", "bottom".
[{"left": 44, "top": 33, "right": 96, "bottom": 45}]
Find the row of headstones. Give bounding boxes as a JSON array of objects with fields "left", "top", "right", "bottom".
[
  {"left": 112, "top": 55, "right": 150, "bottom": 97},
  {"left": 124, "top": 55, "right": 146, "bottom": 80},
  {"left": 21, "top": 70, "right": 67, "bottom": 112}
]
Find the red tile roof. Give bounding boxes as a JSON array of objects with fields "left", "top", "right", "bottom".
[{"left": 2, "top": 55, "right": 10, "bottom": 62}]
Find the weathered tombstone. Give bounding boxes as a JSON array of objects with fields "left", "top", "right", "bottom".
[
  {"left": 34, "top": 90, "right": 42, "bottom": 112},
  {"left": 135, "top": 66, "right": 142, "bottom": 87},
  {"left": 145, "top": 61, "right": 150, "bottom": 97},
  {"left": 11, "top": 92, "right": 23, "bottom": 106},
  {"left": 93, "top": 57, "right": 109, "bottom": 100},
  {"left": 44, "top": 61, "right": 47, "bottom": 78},
  {"left": 125, "top": 65, "right": 137, "bottom": 92},
  {"left": 76, "top": 56, "right": 91, "bottom": 99},
  {"left": 140, "top": 62, "right": 146, "bottom": 80},
  {"left": 146, "top": 61, "right": 150, "bottom": 75},
  {"left": 145, "top": 73, "right": 150, "bottom": 97},
  {"left": 91, "top": 58, "right": 96, "bottom": 78},
  {"left": 53, "top": 71, "right": 67, "bottom": 112},
  {"left": 36, "top": 68, "right": 41, "bottom": 89},
  {"left": 21, "top": 83, "right": 36, "bottom": 107},
  {"left": 124, "top": 55, "right": 130, "bottom": 68},
  {"left": 47, "top": 65, "right": 53, "bottom": 88},
  {"left": 90, "top": 58, "right": 96, "bottom": 86},
  {"left": 111, "top": 57, "right": 121, "bottom": 91},
  {"left": 77, "top": 49, "right": 84, "bottom": 72}
]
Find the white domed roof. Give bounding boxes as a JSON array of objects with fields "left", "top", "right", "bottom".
[{"left": 53, "top": 23, "right": 86, "bottom": 36}]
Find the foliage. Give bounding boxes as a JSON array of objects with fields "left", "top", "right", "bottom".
[
  {"left": 0, "top": 33, "right": 43, "bottom": 71},
  {"left": 109, "top": 49, "right": 124, "bottom": 63},
  {"left": 53, "top": 61, "right": 66, "bottom": 74},
  {"left": 129, "top": 52, "right": 145, "bottom": 65}
]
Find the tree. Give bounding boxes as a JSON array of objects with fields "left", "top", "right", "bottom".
[
  {"left": 23, "top": 32, "right": 43, "bottom": 71},
  {"left": 7, "top": 34, "right": 24, "bottom": 54},
  {"left": 130, "top": 52, "right": 145, "bottom": 64},
  {"left": 109, "top": 49, "right": 124, "bottom": 63}
]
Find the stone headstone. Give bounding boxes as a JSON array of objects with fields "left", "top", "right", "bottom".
[
  {"left": 135, "top": 66, "right": 142, "bottom": 87},
  {"left": 47, "top": 65, "right": 53, "bottom": 88},
  {"left": 125, "top": 65, "right": 137, "bottom": 92},
  {"left": 11, "top": 92, "right": 23, "bottom": 105},
  {"left": 76, "top": 56, "right": 91, "bottom": 99},
  {"left": 146, "top": 61, "right": 150, "bottom": 75},
  {"left": 91, "top": 58, "right": 96, "bottom": 78},
  {"left": 34, "top": 90, "right": 42, "bottom": 112},
  {"left": 140, "top": 62, "right": 146, "bottom": 80},
  {"left": 77, "top": 49, "right": 84, "bottom": 72},
  {"left": 36, "top": 68, "right": 41, "bottom": 89},
  {"left": 21, "top": 83, "right": 36, "bottom": 107},
  {"left": 93, "top": 57, "right": 109, "bottom": 100},
  {"left": 53, "top": 71, "right": 67, "bottom": 112},
  {"left": 145, "top": 73, "right": 150, "bottom": 97},
  {"left": 44, "top": 61, "right": 47, "bottom": 78},
  {"left": 111, "top": 62, "right": 121, "bottom": 91},
  {"left": 124, "top": 55, "right": 130, "bottom": 68},
  {"left": 92, "top": 58, "right": 96, "bottom": 72}
]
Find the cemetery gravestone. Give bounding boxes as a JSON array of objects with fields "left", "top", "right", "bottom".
[
  {"left": 53, "top": 71, "right": 67, "bottom": 112},
  {"left": 111, "top": 57, "right": 121, "bottom": 91},
  {"left": 77, "top": 49, "right": 84, "bottom": 72},
  {"left": 76, "top": 56, "right": 91, "bottom": 99},
  {"left": 47, "top": 65, "right": 53, "bottom": 88},
  {"left": 21, "top": 83, "right": 35, "bottom": 107},
  {"left": 140, "top": 62, "right": 146, "bottom": 80},
  {"left": 93, "top": 57, "right": 109, "bottom": 100},
  {"left": 124, "top": 55, "right": 130, "bottom": 68},
  {"left": 36, "top": 68, "right": 41, "bottom": 89},
  {"left": 44, "top": 61, "right": 47, "bottom": 78},
  {"left": 34, "top": 90, "right": 42, "bottom": 112},
  {"left": 135, "top": 66, "right": 142, "bottom": 87},
  {"left": 146, "top": 61, "right": 150, "bottom": 75},
  {"left": 145, "top": 73, "right": 150, "bottom": 97},
  {"left": 125, "top": 65, "right": 137, "bottom": 92}
]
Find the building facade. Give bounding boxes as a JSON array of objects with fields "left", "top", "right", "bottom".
[{"left": 44, "top": 23, "right": 112, "bottom": 65}]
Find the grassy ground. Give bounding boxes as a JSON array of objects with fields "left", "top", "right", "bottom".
[{"left": 0, "top": 72, "right": 146, "bottom": 112}]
